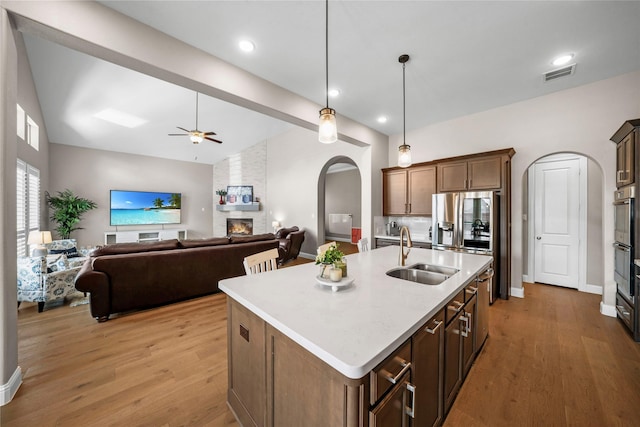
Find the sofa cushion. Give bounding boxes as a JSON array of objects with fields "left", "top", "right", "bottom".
[
  {"left": 179, "top": 237, "right": 230, "bottom": 248},
  {"left": 230, "top": 233, "right": 276, "bottom": 244},
  {"left": 92, "top": 239, "right": 180, "bottom": 256},
  {"left": 274, "top": 226, "right": 299, "bottom": 239}
]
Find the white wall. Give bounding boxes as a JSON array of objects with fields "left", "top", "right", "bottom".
[
  {"left": 389, "top": 71, "right": 640, "bottom": 309},
  {"left": 49, "top": 143, "right": 214, "bottom": 247},
  {"left": 266, "top": 127, "right": 372, "bottom": 256}
]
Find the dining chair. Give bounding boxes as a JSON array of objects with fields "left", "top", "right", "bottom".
[
  {"left": 317, "top": 241, "right": 337, "bottom": 254},
  {"left": 243, "top": 248, "right": 280, "bottom": 275},
  {"left": 357, "top": 237, "right": 369, "bottom": 252}
]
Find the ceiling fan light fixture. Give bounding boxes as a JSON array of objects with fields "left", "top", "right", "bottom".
[
  {"left": 318, "top": 0, "right": 337, "bottom": 144},
  {"left": 319, "top": 107, "right": 337, "bottom": 144},
  {"left": 397, "top": 54, "right": 412, "bottom": 168},
  {"left": 190, "top": 133, "right": 203, "bottom": 144}
]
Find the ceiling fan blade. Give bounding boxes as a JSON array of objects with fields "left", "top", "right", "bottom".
[
  {"left": 204, "top": 136, "right": 223, "bottom": 144},
  {"left": 168, "top": 133, "right": 187, "bottom": 136},
  {"left": 176, "top": 126, "right": 191, "bottom": 133},
  {"left": 203, "top": 131, "right": 217, "bottom": 136}
]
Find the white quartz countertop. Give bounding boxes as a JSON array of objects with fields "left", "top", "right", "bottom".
[{"left": 219, "top": 246, "right": 492, "bottom": 379}]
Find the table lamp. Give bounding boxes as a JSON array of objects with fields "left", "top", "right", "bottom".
[
  {"left": 28, "top": 230, "right": 52, "bottom": 257},
  {"left": 271, "top": 221, "right": 281, "bottom": 233}
]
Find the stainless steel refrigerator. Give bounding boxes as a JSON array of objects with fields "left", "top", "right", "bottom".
[{"left": 432, "top": 191, "right": 501, "bottom": 302}]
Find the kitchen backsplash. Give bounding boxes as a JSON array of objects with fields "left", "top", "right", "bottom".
[{"left": 374, "top": 216, "right": 433, "bottom": 238}]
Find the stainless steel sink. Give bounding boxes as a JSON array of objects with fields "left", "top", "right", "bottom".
[
  {"left": 386, "top": 264, "right": 459, "bottom": 285},
  {"left": 406, "top": 263, "right": 460, "bottom": 276}
]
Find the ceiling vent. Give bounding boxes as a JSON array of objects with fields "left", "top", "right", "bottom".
[{"left": 543, "top": 64, "right": 576, "bottom": 82}]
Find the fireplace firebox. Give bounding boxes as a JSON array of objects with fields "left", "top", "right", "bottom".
[{"left": 227, "top": 218, "right": 253, "bottom": 236}]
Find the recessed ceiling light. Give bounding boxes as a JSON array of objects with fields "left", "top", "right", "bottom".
[
  {"left": 377, "top": 116, "right": 388, "bottom": 124},
  {"left": 552, "top": 54, "right": 574, "bottom": 66},
  {"left": 328, "top": 88, "right": 340, "bottom": 97},
  {"left": 239, "top": 40, "right": 255, "bottom": 52},
  {"left": 94, "top": 108, "right": 146, "bottom": 128}
]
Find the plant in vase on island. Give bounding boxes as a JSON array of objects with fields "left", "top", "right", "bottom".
[
  {"left": 315, "top": 243, "right": 347, "bottom": 281},
  {"left": 215, "top": 189, "right": 227, "bottom": 205}
]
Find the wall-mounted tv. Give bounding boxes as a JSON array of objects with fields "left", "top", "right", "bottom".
[{"left": 110, "top": 190, "right": 181, "bottom": 226}]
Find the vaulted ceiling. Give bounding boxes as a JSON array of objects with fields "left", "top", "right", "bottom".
[{"left": 22, "top": 1, "right": 640, "bottom": 164}]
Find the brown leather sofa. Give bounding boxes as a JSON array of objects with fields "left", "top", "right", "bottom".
[
  {"left": 275, "top": 226, "right": 305, "bottom": 265},
  {"left": 75, "top": 234, "right": 278, "bottom": 322}
]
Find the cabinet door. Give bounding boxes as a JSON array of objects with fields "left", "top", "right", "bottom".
[
  {"left": 461, "top": 294, "right": 477, "bottom": 378},
  {"left": 412, "top": 310, "right": 444, "bottom": 427},
  {"left": 616, "top": 133, "right": 635, "bottom": 187},
  {"left": 369, "top": 371, "right": 412, "bottom": 427},
  {"left": 437, "top": 162, "right": 467, "bottom": 192},
  {"left": 444, "top": 314, "right": 463, "bottom": 414},
  {"left": 408, "top": 166, "right": 436, "bottom": 215},
  {"left": 468, "top": 156, "right": 502, "bottom": 190},
  {"left": 383, "top": 170, "right": 408, "bottom": 215}
]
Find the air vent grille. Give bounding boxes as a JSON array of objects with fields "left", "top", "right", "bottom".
[{"left": 544, "top": 64, "right": 576, "bottom": 82}]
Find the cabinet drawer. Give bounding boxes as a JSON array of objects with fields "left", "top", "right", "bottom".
[
  {"left": 370, "top": 339, "right": 412, "bottom": 405},
  {"left": 446, "top": 290, "right": 465, "bottom": 324}
]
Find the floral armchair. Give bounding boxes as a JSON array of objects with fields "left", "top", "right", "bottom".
[
  {"left": 17, "top": 255, "right": 82, "bottom": 312},
  {"left": 44, "top": 238, "right": 78, "bottom": 256}
]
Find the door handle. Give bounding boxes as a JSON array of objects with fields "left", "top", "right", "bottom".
[{"left": 536, "top": 236, "right": 541, "bottom": 240}]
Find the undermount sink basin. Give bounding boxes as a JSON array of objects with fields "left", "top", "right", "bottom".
[
  {"left": 406, "top": 263, "right": 460, "bottom": 277},
  {"left": 386, "top": 264, "right": 459, "bottom": 285}
]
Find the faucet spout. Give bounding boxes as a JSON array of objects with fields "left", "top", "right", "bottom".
[{"left": 398, "top": 226, "right": 413, "bottom": 266}]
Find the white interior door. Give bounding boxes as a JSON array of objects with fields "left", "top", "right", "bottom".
[{"left": 534, "top": 158, "right": 580, "bottom": 288}]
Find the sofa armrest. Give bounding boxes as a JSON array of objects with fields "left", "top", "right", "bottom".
[{"left": 75, "top": 260, "right": 111, "bottom": 321}]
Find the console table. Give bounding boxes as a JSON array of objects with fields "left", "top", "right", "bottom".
[{"left": 104, "top": 229, "right": 187, "bottom": 245}]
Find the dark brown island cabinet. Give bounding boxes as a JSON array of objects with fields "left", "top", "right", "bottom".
[{"left": 226, "top": 263, "right": 493, "bottom": 427}]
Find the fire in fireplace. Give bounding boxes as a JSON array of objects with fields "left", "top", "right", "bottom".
[{"left": 227, "top": 218, "right": 253, "bottom": 236}]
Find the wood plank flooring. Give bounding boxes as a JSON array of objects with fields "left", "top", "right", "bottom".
[{"left": 2, "top": 281, "right": 639, "bottom": 426}]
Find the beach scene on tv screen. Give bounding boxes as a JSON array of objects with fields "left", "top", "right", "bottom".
[{"left": 111, "top": 191, "right": 181, "bottom": 226}]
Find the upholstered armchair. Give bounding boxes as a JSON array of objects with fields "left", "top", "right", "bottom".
[
  {"left": 275, "top": 226, "right": 306, "bottom": 266},
  {"left": 17, "top": 256, "right": 82, "bottom": 312}
]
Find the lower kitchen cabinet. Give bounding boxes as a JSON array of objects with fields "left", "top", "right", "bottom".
[
  {"left": 412, "top": 309, "right": 444, "bottom": 427},
  {"left": 462, "top": 285, "right": 477, "bottom": 378}
]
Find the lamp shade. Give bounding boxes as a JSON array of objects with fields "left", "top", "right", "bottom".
[
  {"left": 28, "top": 230, "right": 52, "bottom": 245},
  {"left": 318, "top": 108, "right": 337, "bottom": 144}
]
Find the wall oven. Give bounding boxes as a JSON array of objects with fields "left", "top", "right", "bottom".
[{"left": 613, "top": 186, "right": 636, "bottom": 339}]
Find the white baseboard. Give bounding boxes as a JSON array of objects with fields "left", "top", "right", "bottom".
[
  {"left": 522, "top": 274, "right": 532, "bottom": 283},
  {"left": 581, "top": 283, "right": 603, "bottom": 295},
  {"left": 511, "top": 286, "right": 525, "bottom": 298},
  {"left": 600, "top": 301, "right": 617, "bottom": 318},
  {"left": 1, "top": 366, "right": 22, "bottom": 406},
  {"left": 298, "top": 252, "right": 316, "bottom": 260}
]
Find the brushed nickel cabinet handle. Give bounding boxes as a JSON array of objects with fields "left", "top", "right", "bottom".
[
  {"left": 425, "top": 319, "right": 443, "bottom": 335},
  {"left": 382, "top": 357, "right": 411, "bottom": 385},
  {"left": 405, "top": 382, "right": 416, "bottom": 419}
]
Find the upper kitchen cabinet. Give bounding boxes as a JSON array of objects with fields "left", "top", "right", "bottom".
[
  {"left": 437, "top": 155, "right": 502, "bottom": 192},
  {"left": 611, "top": 119, "right": 640, "bottom": 188},
  {"left": 383, "top": 165, "right": 436, "bottom": 216}
]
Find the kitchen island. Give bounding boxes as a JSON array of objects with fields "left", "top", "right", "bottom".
[{"left": 219, "top": 246, "right": 492, "bottom": 427}]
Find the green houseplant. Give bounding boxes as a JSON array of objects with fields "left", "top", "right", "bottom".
[
  {"left": 316, "top": 243, "right": 346, "bottom": 278},
  {"left": 45, "top": 189, "right": 97, "bottom": 239}
]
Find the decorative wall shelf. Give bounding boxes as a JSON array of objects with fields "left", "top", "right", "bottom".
[{"left": 216, "top": 203, "right": 260, "bottom": 212}]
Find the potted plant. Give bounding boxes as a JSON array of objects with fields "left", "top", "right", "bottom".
[
  {"left": 315, "top": 243, "right": 346, "bottom": 279},
  {"left": 45, "top": 189, "right": 97, "bottom": 239},
  {"left": 215, "top": 189, "right": 228, "bottom": 205}
]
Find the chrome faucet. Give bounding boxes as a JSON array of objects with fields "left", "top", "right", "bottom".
[{"left": 398, "top": 226, "right": 413, "bottom": 266}]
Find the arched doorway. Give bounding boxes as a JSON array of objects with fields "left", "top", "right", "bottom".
[
  {"left": 317, "top": 157, "right": 362, "bottom": 249},
  {"left": 523, "top": 152, "right": 604, "bottom": 294}
]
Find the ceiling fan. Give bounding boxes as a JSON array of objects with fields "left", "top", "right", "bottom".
[{"left": 168, "top": 92, "right": 222, "bottom": 144}]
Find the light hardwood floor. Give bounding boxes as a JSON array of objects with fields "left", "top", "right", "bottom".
[{"left": 2, "top": 282, "right": 639, "bottom": 426}]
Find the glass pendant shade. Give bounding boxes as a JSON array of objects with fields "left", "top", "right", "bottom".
[
  {"left": 398, "top": 144, "right": 412, "bottom": 168},
  {"left": 318, "top": 107, "right": 337, "bottom": 144}
]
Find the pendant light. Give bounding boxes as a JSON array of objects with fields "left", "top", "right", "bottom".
[
  {"left": 398, "top": 54, "right": 412, "bottom": 168},
  {"left": 319, "top": 0, "right": 337, "bottom": 144}
]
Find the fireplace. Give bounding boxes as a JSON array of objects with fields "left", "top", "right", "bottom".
[{"left": 227, "top": 218, "right": 253, "bottom": 236}]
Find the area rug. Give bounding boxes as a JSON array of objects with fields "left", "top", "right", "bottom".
[{"left": 68, "top": 291, "right": 90, "bottom": 307}]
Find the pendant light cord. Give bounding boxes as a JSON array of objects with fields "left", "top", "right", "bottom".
[
  {"left": 402, "top": 61, "right": 406, "bottom": 145},
  {"left": 325, "top": 0, "right": 329, "bottom": 108}
]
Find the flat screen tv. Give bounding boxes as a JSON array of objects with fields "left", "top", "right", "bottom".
[{"left": 110, "top": 190, "right": 181, "bottom": 226}]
